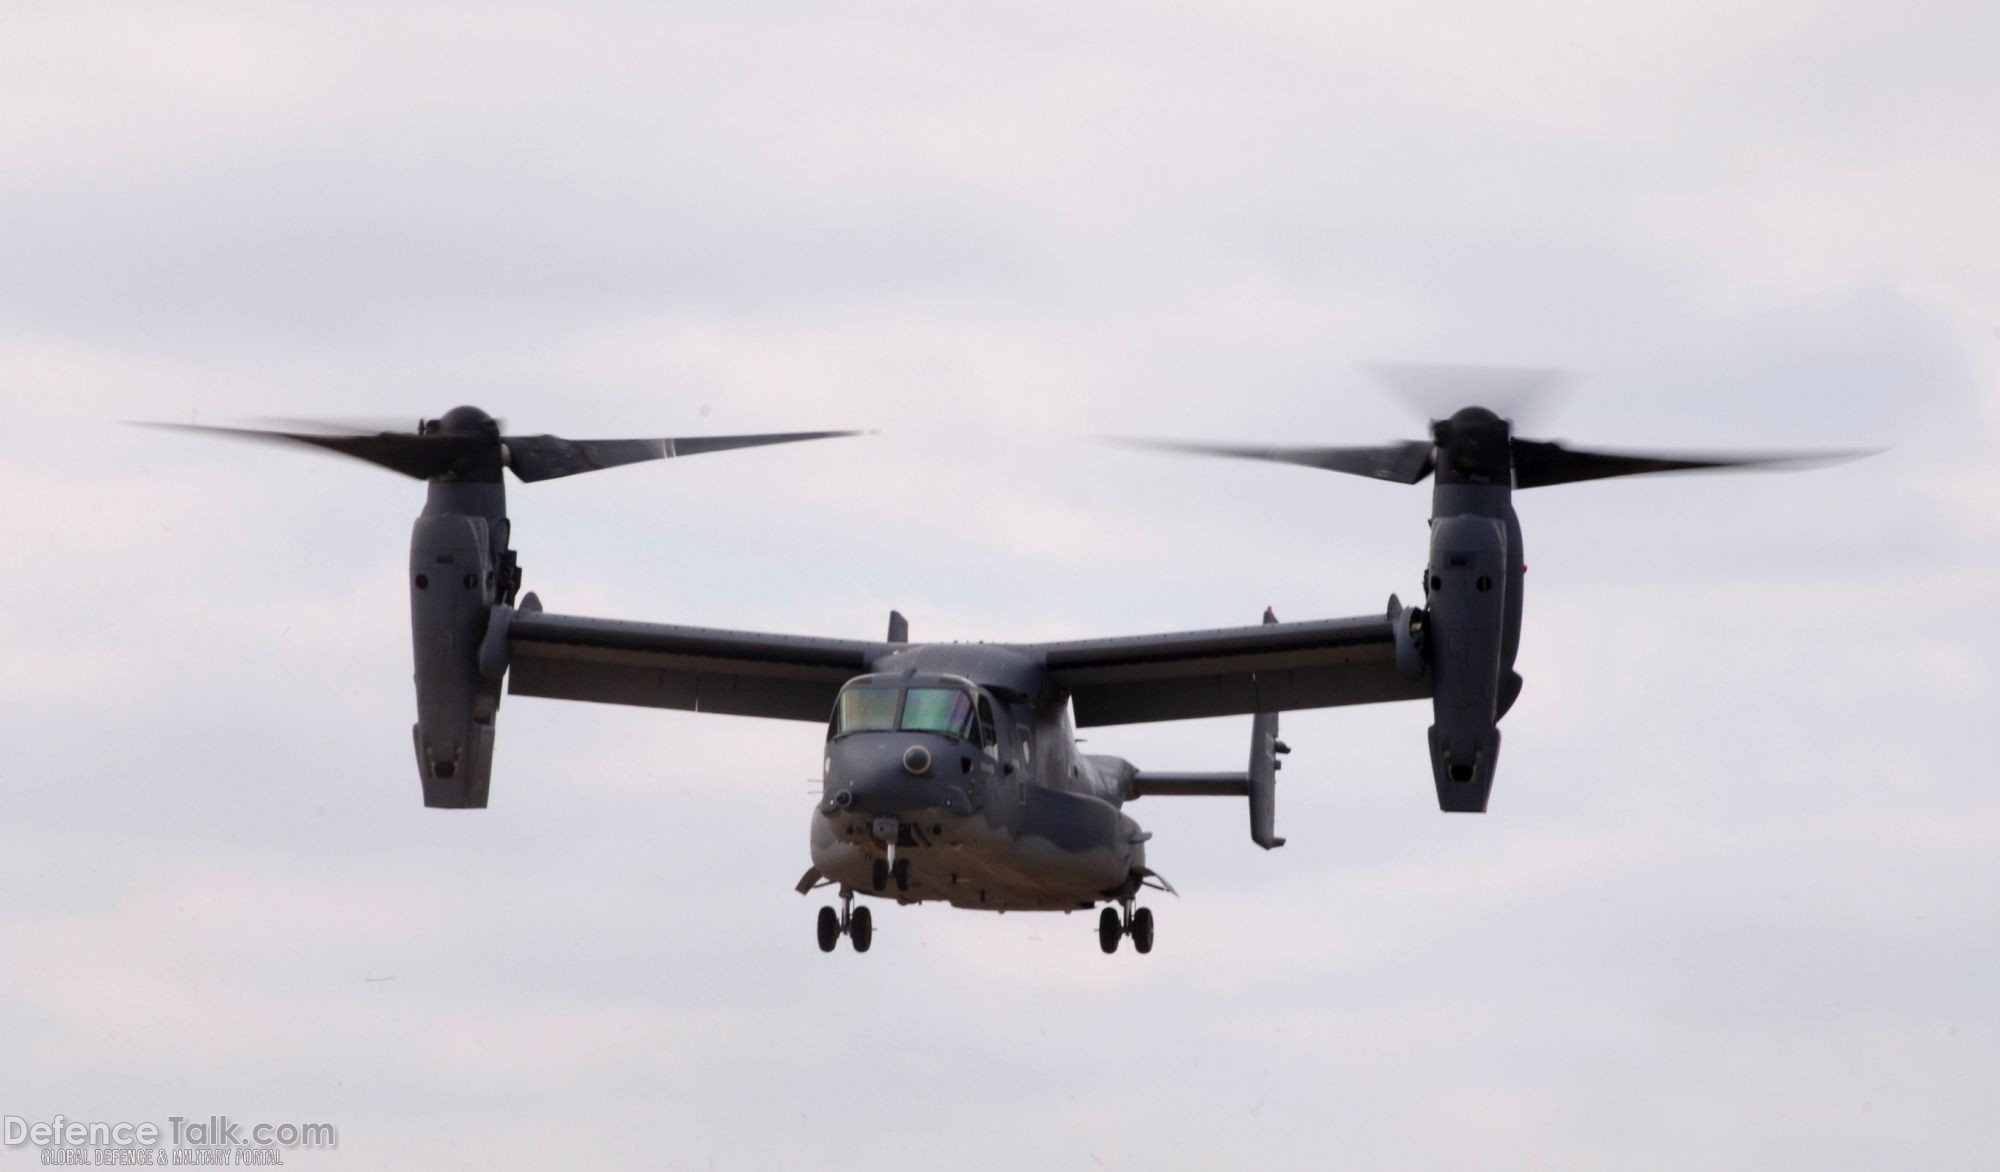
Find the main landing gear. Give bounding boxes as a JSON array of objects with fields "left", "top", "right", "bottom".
[
  {"left": 817, "top": 888, "right": 873, "bottom": 954},
  {"left": 1098, "top": 899, "right": 1155, "bottom": 955}
]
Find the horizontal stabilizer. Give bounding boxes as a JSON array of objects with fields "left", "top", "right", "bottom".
[{"left": 1129, "top": 772, "right": 1250, "bottom": 798}]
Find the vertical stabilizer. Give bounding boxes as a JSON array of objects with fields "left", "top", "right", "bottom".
[{"left": 1249, "top": 607, "right": 1287, "bottom": 848}]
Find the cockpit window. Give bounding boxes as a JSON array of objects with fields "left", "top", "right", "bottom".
[
  {"left": 975, "top": 695, "right": 996, "bottom": 748},
  {"left": 900, "top": 688, "right": 976, "bottom": 737},
  {"left": 833, "top": 687, "right": 899, "bottom": 737}
]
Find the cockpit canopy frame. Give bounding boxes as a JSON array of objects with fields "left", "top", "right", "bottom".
[{"left": 828, "top": 674, "right": 996, "bottom": 748}]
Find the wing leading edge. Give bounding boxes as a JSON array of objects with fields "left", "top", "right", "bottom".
[
  {"left": 1037, "top": 612, "right": 1428, "bottom": 726},
  {"left": 507, "top": 610, "right": 886, "bottom": 722},
  {"left": 505, "top": 605, "right": 1428, "bottom": 727}
]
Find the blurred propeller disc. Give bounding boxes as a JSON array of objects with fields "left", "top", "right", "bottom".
[
  {"left": 1510, "top": 440, "right": 1873, "bottom": 488},
  {"left": 1099, "top": 362, "right": 1876, "bottom": 491},
  {"left": 244, "top": 415, "right": 465, "bottom": 436},
  {"left": 1095, "top": 436, "right": 1435, "bottom": 484},
  {"left": 138, "top": 422, "right": 484, "bottom": 479},
  {"left": 504, "top": 430, "right": 868, "bottom": 482},
  {"left": 1363, "top": 363, "right": 1574, "bottom": 431},
  {"left": 142, "top": 410, "right": 870, "bottom": 483}
]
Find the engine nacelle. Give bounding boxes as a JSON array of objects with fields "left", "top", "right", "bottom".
[
  {"left": 409, "top": 509, "right": 504, "bottom": 807},
  {"left": 1425, "top": 513, "right": 1507, "bottom": 812}
]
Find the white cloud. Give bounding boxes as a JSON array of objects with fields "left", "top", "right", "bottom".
[{"left": 2, "top": 2, "right": 1996, "bottom": 1168}]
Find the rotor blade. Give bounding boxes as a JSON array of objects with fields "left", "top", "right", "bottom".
[
  {"left": 1100, "top": 437, "right": 1436, "bottom": 484},
  {"left": 1363, "top": 363, "right": 1574, "bottom": 430},
  {"left": 246, "top": 415, "right": 438, "bottom": 436},
  {"left": 1511, "top": 439, "right": 1875, "bottom": 488},
  {"left": 503, "top": 429, "right": 869, "bottom": 483},
  {"left": 136, "top": 422, "right": 476, "bottom": 479}
]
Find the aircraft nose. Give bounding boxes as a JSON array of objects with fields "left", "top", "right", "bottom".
[
  {"left": 823, "top": 756, "right": 970, "bottom": 818},
  {"left": 822, "top": 733, "right": 979, "bottom": 818}
]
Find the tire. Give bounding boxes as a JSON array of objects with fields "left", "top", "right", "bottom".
[
  {"left": 892, "top": 858, "right": 912, "bottom": 892},
  {"left": 816, "top": 906, "right": 840, "bottom": 953},
  {"left": 850, "top": 905, "right": 874, "bottom": 953},
  {"left": 1098, "top": 907, "right": 1121, "bottom": 954},
  {"left": 1131, "top": 906, "right": 1155, "bottom": 954},
  {"left": 870, "top": 859, "right": 889, "bottom": 892}
]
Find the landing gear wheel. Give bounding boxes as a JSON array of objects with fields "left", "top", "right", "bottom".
[
  {"left": 892, "top": 858, "right": 912, "bottom": 893},
  {"left": 1131, "top": 906, "right": 1155, "bottom": 954},
  {"left": 816, "top": 906, "right": 840, "bottom": 953},
  {"left": 1098, "top": 907, "right": 1121, "bottom": 954},
  {"left": 850, "top": 905, "right": 874, "bottom": 952},
  {"left": 870, "top": 859, "right": 889, "bottom": 892}
]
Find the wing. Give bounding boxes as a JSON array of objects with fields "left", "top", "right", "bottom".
[
  {"left": 1036, "top": 612, "right": 1427, "bottom": 726},
  {"left": 506, "top": 609, "right": 885, "bottom": 721}
]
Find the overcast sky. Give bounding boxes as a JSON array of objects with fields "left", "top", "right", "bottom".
[{"left": 3, "top": 2, "right": 1997, "bottom": 1168}]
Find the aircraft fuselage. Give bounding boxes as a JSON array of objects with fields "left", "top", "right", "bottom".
[{"left": 809, "top": 647, "right": 1151, "bottom": 912}]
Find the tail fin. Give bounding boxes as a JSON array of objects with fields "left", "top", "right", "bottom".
[
  {"left": 1126, "top": 608, "right": 1292, "bottom": 848},
  {"left": 1249, "top": 607, "right": 1287, "bottom": 849}
]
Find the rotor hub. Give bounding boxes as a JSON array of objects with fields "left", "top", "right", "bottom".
[{"left": 436, "top": 405, "right": 499, "bottom": 436}]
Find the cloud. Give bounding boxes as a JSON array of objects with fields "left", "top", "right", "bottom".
[{"left": 2, "top": 3, "right": 1997, "bottom": 1169}]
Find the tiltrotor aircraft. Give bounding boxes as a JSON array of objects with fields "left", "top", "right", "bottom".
[{"left": 162, "top": 392, "right": 1852, "bottom": 955}]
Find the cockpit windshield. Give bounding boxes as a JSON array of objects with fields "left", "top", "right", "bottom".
[
  {"left": 832, "top": 687, "right": 898, "bottom": 736},
  {"left": 901, "top": 688, "right": 976, "bottom": 736},
  {"left": 829, "top": 684, "right": 983, "bottom": 741}
]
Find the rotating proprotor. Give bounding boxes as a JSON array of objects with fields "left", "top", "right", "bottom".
[
  {"left": 149, "top": 407, "right": 868, "bottom": 808},
  {"left": 1104, "top": 366, "right": 1870, "bottom": 812}
]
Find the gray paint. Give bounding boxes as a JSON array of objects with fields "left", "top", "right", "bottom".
[{"left": 158, "top": 397, "right": 1854, "bottom": 952}]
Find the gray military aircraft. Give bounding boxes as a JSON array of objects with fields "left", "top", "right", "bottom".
[{"left": 161, "top": 397, "right": 1853, "bottom": 956}]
